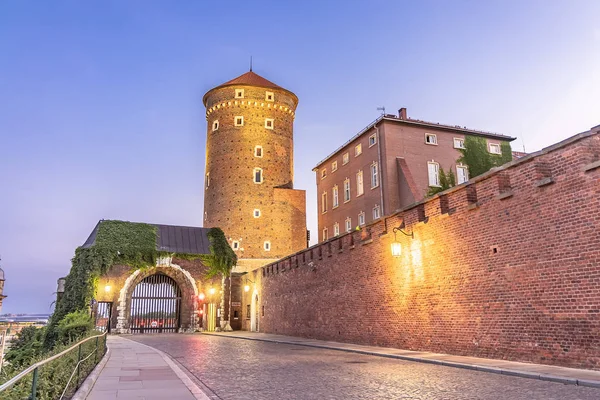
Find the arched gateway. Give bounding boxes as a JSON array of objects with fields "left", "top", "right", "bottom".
[{"left": 130, "top": 274, "right": 182, "bottom": 333}]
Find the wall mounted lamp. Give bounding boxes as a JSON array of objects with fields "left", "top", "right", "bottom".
[
  {"left": 244, "top": 278, "right": 256, "bottom": 292},
  {"left": 391, "top": 222, "right": 413, "bottom": 257},
  {"left": 104, "top": 284, "right": 111, "bottom": 293}
]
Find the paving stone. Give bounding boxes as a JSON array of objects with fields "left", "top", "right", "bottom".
[{"left": 130, "top": 334, "right": 600, "bottom": 400}]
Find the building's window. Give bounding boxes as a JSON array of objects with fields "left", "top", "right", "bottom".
[
  {"left": 369, "top": 133, "right": 377, "bottom": 147},
  {"left": 332, "top": 185, "right": 339, "bottom": 208},
  {"left": 321, "top": 168, "right": 326, "bottom": 179},
  {"left": 232, "top": 241, "right": 240, "bottom": 251},
  {"left": 205, "top": 172, "right": 210, "bottom": 189},
  {"left": 370, "top": 162, "right": 379, "bottom": 188},
  {"left": 331, "top": 161, "right": 338, "bottom": 172},
  {"left": 358, "top": 212, "right": 365, "bottom": 226},
  {"left": 343, "top": 178, "right": 351, "bottom": 202},
  {"left": 425, "top": 133, "right": 438, "bottom": 145},
  {"left": 204, "top": 211, "right": 207, "bottom": 221},
  {"left": 235, "top": 116, "right": 244, "bottom": 126},
  {"left": 489, "top": 143, "right": 501, "bottom": 154},
  {"left": 264, "top": 241, "right": 271, "bottom": 251},
  {"left": 265, "top": 118, "right": 274, "bottom": 130},
  {"left": 355, "top": 143, "right": 362, "bottom": 156},
  {"left": 265, "top": 91, "right": 274, "bottom": 102},
  {"left": 247, "top": 304, "right": 251, "bottom": 319},
  {"left": 342, "top": 153, "right": 349, "bottom": 165},
  {"left": 321, "top": 192, "right": 328, "bottom": 213},
  {"left": 356, "top": 170, "right": 364, "bottom": 196},
  {"left": 233, "top": 310, "right": 239, "bottom": 319},
  {"left": 453, "top": 138, "right": 465, "bottom": 149},
  {"left": 212, "top": 120, "right": 219, "bottom": 132},
  {"left": 254, "top": 145, "right": 263, "bottom": 158},
  {"left": 428, "top": 161, "right": 440, "bottom": 187},
  {"left": 345, "top": 217, "right": 352, "bottom": 232},
  {"left": 253, "top": 209, "right": 261, "bottom": 218},
  {"left": 254, "top": 167, "right": 263, "bottom": 184},
  {"left": 373, "top": 205, "right": 381, "bottom": 220},
  {"left": 457, "top": 165, "right": 469, "bottom": 184},
  {"left": 333, "top": 222, "right": 340, "bottom": 236},
  {"left": 235, "top": 89, "right": 244, "bottom": 98},
  {"left": 322, "top": 228, "right": 328, "bottom": 241}
]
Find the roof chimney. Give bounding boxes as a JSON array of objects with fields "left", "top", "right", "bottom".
[{"left": 399, "top": 108, "right": 407, "bottom": 120}]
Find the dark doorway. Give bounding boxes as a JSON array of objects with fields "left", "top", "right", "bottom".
[
  {"left": 95, "top": 301, "right": 112, "bottom": 333},
  {"left": 130, "top": 274, "right": 182, "bottom": 334}
]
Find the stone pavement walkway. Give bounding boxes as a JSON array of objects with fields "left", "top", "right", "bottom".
[
  {"left": 83, "top": 336, "right": 210, "bottom": 400},
  {"left": 205, "top": 331, "right": 600, "bottom": 388}
]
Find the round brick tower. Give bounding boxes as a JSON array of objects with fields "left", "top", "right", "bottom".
[{"left": 203, "top": 71, "right": 306, "bottom": 267}]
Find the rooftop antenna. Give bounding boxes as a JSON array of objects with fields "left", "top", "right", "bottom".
[
  {"left": 250, "top": 56, "right": 253, "bottom": 72},
  {"left": 377, "top": 106, "right": 386, "bottom": 115}
]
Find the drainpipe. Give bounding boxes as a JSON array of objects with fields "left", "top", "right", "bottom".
[{"left": 374, "top": 122, "right": 385, "bottom": 216}]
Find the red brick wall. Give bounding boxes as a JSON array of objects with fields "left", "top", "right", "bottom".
[{"left": 261, "top": 128, "right": 600, "bottom": 369}]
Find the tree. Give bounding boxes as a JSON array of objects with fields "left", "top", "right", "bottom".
[
  {"left": 203, "top": 227, "right": 237, "bottom": 331},
  {"left": 427, "top": 167, "right": 456, "bottom": 197},
  {"left": 458, "top": 136, "right": 513, "bottom": 179}
]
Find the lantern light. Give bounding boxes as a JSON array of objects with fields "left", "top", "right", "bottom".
[
  {"left": 244, "top": 285, "right": 250, "bottom": 292},
  {"left": 198, "top": 293, "right": 205, "bottom": 301},
  {"left": 391, "top": 222, "right": 413, "bottom": 257},
  {"left": 104, "top": 285, "right": 111, "bottom": 293},
  {"left": 209, "top": 287, "right": 216, "bottom": 295}
]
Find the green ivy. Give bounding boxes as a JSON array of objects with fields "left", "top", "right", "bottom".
[
  {"left": 202, "top": 227, "right": 237, "bottom": 278},
  {"left": 427, "top": 167, "right": 456, "bottom": 197},
  {"left": 44, "top": 221, "right": 158, "bottom": 348},
  {"left": 458, "top": 136, "right": 513, "bottom": 179}
]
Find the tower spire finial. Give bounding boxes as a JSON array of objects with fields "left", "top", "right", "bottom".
[{"left": 250, "top": 56, "right": 253, "bottom": 72}]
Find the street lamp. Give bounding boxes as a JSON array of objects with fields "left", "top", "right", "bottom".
[
  {"left": 208, "top": 287, "right": 216, "bottom": 295},
  {"left": 104, "top": 284, "right": 111, "bottom": 293},
  {"left": 391, "top": 222, "right": 413, "bottom": 257},
  {"left": 244, "top": 278, "right": 255, "bottom": 292}
]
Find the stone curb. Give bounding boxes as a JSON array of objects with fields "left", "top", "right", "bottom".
[
  {"left": 72, "top": 343, "right": 111, "bottom": 400},
  {"left": 203, "top": 333, "right": 600, "bottom": 389},
  {"left": 120, "top": 336, "right": 214, "bottom": 400}
]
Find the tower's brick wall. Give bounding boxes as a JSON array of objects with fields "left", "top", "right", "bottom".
[
  {"left": 257, "top": 127, "right": 600, "bottom": 370},
  {"left": 203, "top": 81, "right": 306, "bottom": 261}
]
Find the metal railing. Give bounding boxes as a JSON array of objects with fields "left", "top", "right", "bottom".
[{"left": 0, "top": 331, "right": 107, "bottom": 400}]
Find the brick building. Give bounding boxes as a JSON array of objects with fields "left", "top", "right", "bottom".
[
  {"left": 260, "top": 125, "right": 600, "bottom": 369},
  {"left": 203, "top": 70, "right": 307, "bottom": 272},
  {"left": 314, "top": 108, "right": 516, "bottom": 242}
]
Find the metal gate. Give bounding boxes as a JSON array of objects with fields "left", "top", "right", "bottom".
[{"left": 130, "top": 274, "right": 181, "bottom": 333}]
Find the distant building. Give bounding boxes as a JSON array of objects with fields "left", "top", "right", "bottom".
[
  {"left": 313, "top": 108, "right": 516, "bottom": 242},
  {"left": 512, "top": 151, "right": 528, "bottom": 159}
]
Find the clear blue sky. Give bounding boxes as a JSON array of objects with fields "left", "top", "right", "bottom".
[{"left": 1, "top": 1, "right": 599, "bottom": 313}]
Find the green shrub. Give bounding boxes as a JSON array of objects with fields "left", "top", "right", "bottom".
[{"left": 57, "top": 310, "right": 93, "bottom": 344}]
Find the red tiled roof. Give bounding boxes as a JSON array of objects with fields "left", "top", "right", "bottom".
[{"left": 219, "top": 71, "right": 283, "bottom": 90}]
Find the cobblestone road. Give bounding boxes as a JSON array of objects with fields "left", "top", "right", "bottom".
[{"left": 130, "top": 334, "right": 600, "bottom": 400}]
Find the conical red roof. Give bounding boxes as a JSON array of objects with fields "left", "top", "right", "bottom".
[
  {"left": 203, "top": 71, "right": 297, "bottom": 106},
  {"left": 219, "top": 71, "right": 282, "bottom": 90}
]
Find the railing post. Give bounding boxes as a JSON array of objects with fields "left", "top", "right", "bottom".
[
  {"left": 30, "top": 367, "right": 39, "bottom": 400},
  {"left": 76, "top": 343, "right": 82, "bottom": 389},
  {"left": 94, "top": 336, "right": 99, "bottom": 364}
]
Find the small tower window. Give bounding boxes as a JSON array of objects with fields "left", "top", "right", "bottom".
[
  {"left": 235, "top": 116, "right": 244, "bottom": 126},
  {"left": 232, "top": 241, "right": 240, "bottom": 251},
  {"left": 253, "top": 209, "right": 261, "bottom": 218},
  {"left": 253, "top": 167, "right": 263, "bottom": 184},
  {"left": 265, "top": 91, "right": 274, "bottom": 102},
  {"left": 205, "top": 172, "right": 210, "bottom": 189},
  {"left": 212, "top": 120, "right": 219, "bottom": 132},
  {"left": 235, "top": 89, "right": 244, "bottom": 99},
  {"left": 264, "top": 241, "right": 271, "bottom": 251},
  {"left": 265, "top": 118, "right": 274, "bottom": 129},
  {"left": 254, "top": 145, "right": 263, "bottom": 158}
]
